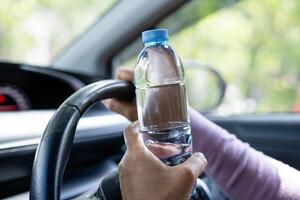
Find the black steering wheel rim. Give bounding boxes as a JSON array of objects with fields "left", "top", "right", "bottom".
[{"left": 30, "top": 80, "right": 135, "bottom": 200}]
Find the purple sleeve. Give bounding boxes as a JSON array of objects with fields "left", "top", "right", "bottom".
[{"left": 189, "top": 108, "right": 300, "bottom": 200}]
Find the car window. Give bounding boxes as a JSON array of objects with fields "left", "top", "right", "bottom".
[
  {"left": 113, "top": 0, "right": 300, "bottom": 115},
  {"left": 0, "top": 0, "right": 117, "bottom": 66}
]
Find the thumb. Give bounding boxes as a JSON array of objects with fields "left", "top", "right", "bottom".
[
  {"left": 124, "top": 121, "right": 144, "bottom": 151},
  {"left": 177, "top": 152, "right": 207, "bottom": 180},
  {"left": 115, "top": 68, "right": 134, "bottom": 81}
]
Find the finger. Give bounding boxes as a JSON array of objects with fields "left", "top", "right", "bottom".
[
  {"left": 102, "top": 99, "right": 127, "bottom": 112},
  {"left": 147, "top": 143, "right": 181, "bottom": 159},
  {"left": 102, "top": 99, "right": 137, "bottom": 121},
  {"left": 115, "top": 68, "right": 134, "bottom": 81},
  {"left": 101, "top": 99, "right": 112, "bottom": 108},
  {"left": 178, "top": 152, "right": 207, "bottom": 179},
  {"left": 124, "top": 121, "right": 144, "bottom": 151}
]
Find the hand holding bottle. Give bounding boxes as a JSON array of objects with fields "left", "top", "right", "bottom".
[{"left": 119, "top": 122, "right": 207, "bottom": 200}]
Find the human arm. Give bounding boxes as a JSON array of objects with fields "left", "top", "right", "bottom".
[
  {"left": 189, "top": 108, "right": 300, "bottom": 200},
  {"left": 104, "top": 69, "right": 300, "bottom": 200}
]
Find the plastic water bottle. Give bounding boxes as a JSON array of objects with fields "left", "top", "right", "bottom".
[{"left": 134, "top": 29, "right": 192, "bottom": 166}]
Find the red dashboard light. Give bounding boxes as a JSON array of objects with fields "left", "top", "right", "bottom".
[{"left": 0, "top": 95, "right": 6, "bottom": 103}]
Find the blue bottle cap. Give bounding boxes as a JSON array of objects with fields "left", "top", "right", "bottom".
[{"left": 142, "top": 29, "right": 169, "bottom": 44}]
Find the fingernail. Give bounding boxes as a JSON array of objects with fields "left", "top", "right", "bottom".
[
  {"left": 130, "top": 121, "right": 139, "bottom": 127},
  {"left": 194, "top": 152, "right": 206, "bottom": 163}
]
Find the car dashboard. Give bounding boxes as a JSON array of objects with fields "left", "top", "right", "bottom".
[
  {"left": 0, "top": 62, "right": 86, "bottom": 111},
  {"left": 0, "top": 62, "right": 131, "bottom": 199}
]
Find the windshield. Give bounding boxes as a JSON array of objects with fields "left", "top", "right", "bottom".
[{"left": 0, "top": 0, "right": 117, "bottom": 66}]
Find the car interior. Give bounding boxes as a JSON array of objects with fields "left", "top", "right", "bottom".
[{"left": 1, "top": 0, "right": 300, "bottom": 199}]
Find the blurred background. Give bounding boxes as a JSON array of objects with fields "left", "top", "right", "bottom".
[
  {"left": 1, "top": 0, "right": 300, "bottom": 116},
  {"left": 0, "top": 0, "right": 117, "bottom": 65}
]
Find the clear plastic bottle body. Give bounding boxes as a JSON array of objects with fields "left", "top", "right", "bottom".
[{"left": 134, "top": 41, "right": 192, "bottom": 166}]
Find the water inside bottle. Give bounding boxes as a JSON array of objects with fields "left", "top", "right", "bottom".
[
  {"left": 142, "top": 125, "right": 192, "bottom": 166},
  {"left": 136, "top": 82, "right": 192, "bottom": 165}
]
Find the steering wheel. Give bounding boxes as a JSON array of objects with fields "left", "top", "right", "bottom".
[{"left": 30, "top": 80, "right": 211, "bottom": 200}]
